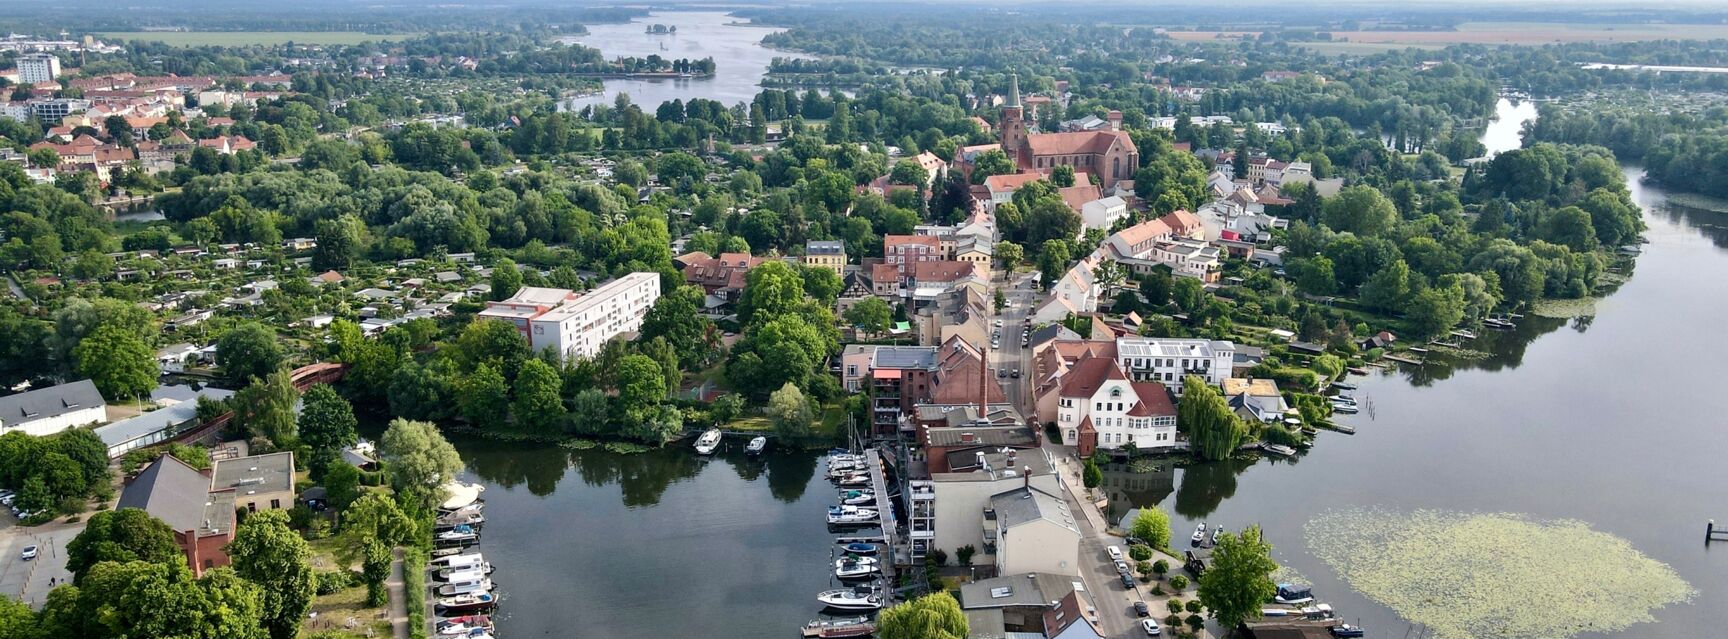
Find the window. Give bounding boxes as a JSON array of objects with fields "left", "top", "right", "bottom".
[
  {"left": 204, "top": 559, "right": 214, "bottom": 569},
  {"left": 247, "top": 502, "right": 256, "bottom": 513},
  {"left": 271, "top": 499, "right": 280, "bottom": 509}
]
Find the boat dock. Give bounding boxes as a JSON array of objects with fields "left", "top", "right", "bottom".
[
  {"left": 1708, "top": 520, "right": 1728, "bottom": 544},
  {"left": 862, "top": 449, "right": 899, "bottom": 584},
  {"left": 1383, "top": 353, "right": 1424, "bottom": 365},
  {"left": 1315, "top": 421, "right": 1356, "bottom": 435}
]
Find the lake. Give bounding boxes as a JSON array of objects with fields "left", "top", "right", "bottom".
[{"left": 558, "top": 11, "right": 808, "bottom": 112}]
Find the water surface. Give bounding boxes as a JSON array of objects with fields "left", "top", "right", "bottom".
[{"left": 559, "top": 11, "right": 808, "bottom": 112}]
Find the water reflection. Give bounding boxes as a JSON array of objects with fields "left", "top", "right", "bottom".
[
  {"left": 453, "top": 435, "right": 570, "bottom": 497},
  {"left": 1172, "top": 458, "right": 1254, "bottom": 520},
  {"left": 766, "top": 449, "right": 820, "bottom": 503}
]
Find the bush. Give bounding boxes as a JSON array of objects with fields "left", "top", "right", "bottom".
[
  {"left": 314, "top": 570, "right": 357, "bottom": 595},
  {"left": 1186, "top": 613, "right": 1205, "bottom": 630},
  {"left": 1186, "top": 599, "right": 1203, "bottom": 614},
  {"left": 1150, "top": 585, "right": 1164, "bottom": 596},
  {"left": 929, "top": 548, "right": 949, "bottom": 566},
  {"left": 1129, "top": 544, "right": 1153, "bottom": 562},
  {"left": 956, "top": 544, "right": 976, "bottom": 566},
  {"left": 405, "top": 548, "right": 428, "bottom": 639},
  {"left": 1169, "top": 574, "right": 1189, "bottom": 590},
  {"left": 1167, "top": 599, "right": 1184, "bottom": 614},
  {"left": 55, "top": 495, "right": 85, "bottom": 516},
  {"left": 1153, "top": 559, "right": 1170, "bottom": 577},
  {"left": 1165, "top": 614, "right": 1182, "bottom": 628}
]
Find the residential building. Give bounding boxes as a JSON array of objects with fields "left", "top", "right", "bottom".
[
  {"left": 1052, "top": 357, "right": 1177, "bottom": 455},
  {"left": 955, "top": 235, "right": 993, "bottom": 277},
  {"left": 928, "top": 440, "right": 1061, "bottom": 564},
  {"left": 18, "top": 53, "right": 60, "bottom": 84},
  {"left": 678, "top": 251, "right": 768, "bottom": 303},
  {"left": 479, "top": 274, "right": 661, "bottom": 362},
  {"left": 0, "top": 379, "right": 106, "bottom": 436},
  {"left": 989, "top": 485, "right": 1081, "bottom": 577},
  {"left": 1223, "top": 378, "right": 1292, "bottom": 424},
  {"left": 1114, "top": 337, "right": 1235, "bottom": 390},
  {"left": 212, "top": 451, "right": 296, "bottom": 515},
  {"left": 117, "top": 455, "right": 236, "bottom": 576},
  {"left": 883, "top": 234, "right": 942, "bottom": 277},
  {"left": 1079, "top": 195, "right": 1128, "bottom": 233},
  {"left": 803, "top": 239, "right": 846, "bottom": 275},
  {"left": 957, "top": 572, "right": 1102, "bottom": 639},
  {"left": 907, "top": 260, "right": 981, "bottom": 307}
]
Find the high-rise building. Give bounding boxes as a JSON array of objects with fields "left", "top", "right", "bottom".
[
  {"left": 477, "top": 272, "right": 661, "bottom": 361},
  {"left": 18, "top": 53, "right": 61, "bottom": 85}
]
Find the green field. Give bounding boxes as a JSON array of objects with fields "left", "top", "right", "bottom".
[{"left": 100, "top": 31, "right": 411, "bottom": 46}]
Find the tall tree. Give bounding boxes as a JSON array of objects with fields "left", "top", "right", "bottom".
[
  {"left": 297, "top": 384, "right": 357, "bottom": 479},
  {"left": 877, "top": 592, "right": 968, "bottom": 639},
  {"left": 216, "top": 322, "right": 284, "bottom": 385},
  {"left": 380, "top": 418, "right": 463, "bottom": 511},
  {"left": 65, "top": 508, "right": 183, "bottom": 582},
  {"left": 233, "top": 369, "right": 299, "bottom": 447},
  {"left": 842, "top": 296, "right": 892, "bottom": 334},
  {"left": 457, "top": 363, "right": 509, "bottom": 426},
  {"left": 490, "top": 257, "right": 523, "bottom": 301},
  {"left": 1130, "top": 506, "right": 1173, "bottom": 550},
  {"left": 72, "top": 323, "right": 155, "bottom": 401},
  {"left": 1178, "top": 376, "right": 1248, "bottom": 461},
  {"left": 768, "top": 382, "right": 815, "bottom": 439},
  {"left": 1198, "top": 525, "right": 1279, "bottom": 636},
  {"left": 512, "top": 358, "right": 564, "bottom": 435},
  {"left": 226, "top": 510, "right": 315, "bottom": 639}
]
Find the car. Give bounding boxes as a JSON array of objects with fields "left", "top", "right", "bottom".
[
  {"left": 1107, "top": 545, "right": 1124, "bottom": 561},
  {"left": 1010, "top": 369, "right": 1021, "bottom": 378},
  {"left": 1142, "top": 618, "right": 1162, "bottom": 635},
  {"left": 1121, "top": 572, "right": 1136, "bottom": 588},
  {"left": 1134, "top": 601, "right": 1150, "bottom": 617},
  {"left": 1115, "top": 560, "right": 1131, "bottom": 574},
  {"left": 993, "top": 319, "right": 1003, "bottom": 327},
  {"left": 996, "top": 368, "right": 1007, "bottom": 378},
  {"left": 19, "top": 546, "right": 37, "bottom": 561}
]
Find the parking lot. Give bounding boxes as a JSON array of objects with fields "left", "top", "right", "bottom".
[{"left": 0, "top": 512, "right": 84, "bottom": 608}]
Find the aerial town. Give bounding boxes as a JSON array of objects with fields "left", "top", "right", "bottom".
[{"left": 0, "top": 2, "right": 1717, "bottom": 639}]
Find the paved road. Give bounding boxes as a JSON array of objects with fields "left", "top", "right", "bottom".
[
  {"left": 990, "top": 272, "right": 1042, "bottom": 411},
  {"left": 0, "top": 515, "right": 84, "bottom": 608},
  {"left": 386, "top": 547, "right": 408, "bottom": 639}
]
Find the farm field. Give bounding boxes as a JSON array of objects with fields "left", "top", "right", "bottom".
[
  {"left": 1165, "top": 21, "right": 1728, "bottom": 51},
  {"left": 99, "top": 31, "right": 410, "bottom": 46}
]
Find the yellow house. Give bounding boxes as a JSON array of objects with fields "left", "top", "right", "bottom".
[
  {"left": 804, "top": 240, "right": 846, "bottom": 276},
  {"left": 956, "top": 236, "right": 992, "bottom": 279}
]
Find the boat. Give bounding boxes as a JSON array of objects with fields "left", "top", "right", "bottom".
[
  {"left": 438, "top": 482, "right": 486, "bottom": 512},
  {"left": 431, "top": 547, "right": 467, "bottom": 558},
  {"left": 800, "top": 616, "right": 876, "bottom": 638},
  {"left": 835, "top": 558, "right": 880, "bottom": 579},
  {"left": 841, "top": 542, "right": 879, "bottom": 555},
  {"left": 1483, "top": 317, "right": 1516, "bottom": 330},
  {"left": 431, "top": 553, "right": 484, "bottom": 568},
  {"left": 746, "top": 436, "right": 768, "bottom": 455},
  {"left": 435, "top": 530, "right": 479, "bottom": 546},
  {"left": 1261, "top": 443, "right": 1297, "bottom": 457},
  {"left": 1318, "top": 421, "right": 1356, "bottom": 435},
  {"left": 1331, "top": 623, "right": 1366, "bottom": 637},
  {"left": 1190, "top": 522, "right": 1207, "bottom": 546},
  {"left": 436, "top": 615, "right": 493, "bottom": 636},
  {"left": 817, "top": 588, "right": 883, "bottom": 611},
  {"left": 694, "top": 429, "right": 722, "bottom": 455},
  {"left": 1451, "top": 329, "right": 1478, "bottom": 340},
  {"left": 437, "top": 577, "right": 494, "bottom": 597},
  {"left": 436, "top": 512, "right": 485, "bottom": 529},
  {"left": 1211, "top": 525, "right": 1224, "bottom": 545},
  {"left": 1331, "top": 404, "right": 1360, "bottom": 415},
  {"left": 434, "top": 592, "right": 497, "bottom": 614},
  {"left": 841, "top": 491, "right": 875, "bottom": 506},
  {"left": 1329, "top": 382, "right": 1358, "bottom": 391},
  {"left": 1329, "top": 395, "right": 1357, "bottom": 405},
  {"left": 1275, "top": 583, "right": 1314, "bottom": 605},
  {"left": 436, "top": 563, "right": 494, "bottom": 581},
  {"left": 837, "top": 473, "right": 871, "bottom": 487},
  {"left": 828, "top": 508, "right": 878, "bottom": 525}
]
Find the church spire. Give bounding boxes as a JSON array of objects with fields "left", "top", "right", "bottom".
[{"left": 1007, "top": 71, "right": 1021, "bottom": 109}]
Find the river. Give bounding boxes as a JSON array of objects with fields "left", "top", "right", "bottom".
[
  {"left": 449, "top": 100, "right": 1726, "bottom": 638},
  {"left": 558, "top": 11, "right": 808, "bottom": 112}
]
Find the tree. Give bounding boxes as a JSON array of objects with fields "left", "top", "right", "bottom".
[
  {"left": 298, "top": 384, "right": 357, "bottom": 479},
  {"left": 233, "top": 369, "right": 299, "bottom": 447},
  {"left": 513, "top": 358, "right": 565, "bottom": 435},
  {"left": 994, "top": 240, "right": 1023, "bottom": 273},
  {"left": 1198, "top": 526, "right": 1279, "bottom": 636},
  {"left": 46, "top": 560, "right": 266, "bottom": 639},
  {"left": 1131, "top": 506, "right": 1173, "bottom": 550},
  {"left": 1289, "top": 256, "right": 1338, "bottom": 296},
  {"left": 26, "top": 147, "right": 58, "bottom": 169},
  {"left": 490, "top": 257, "right": 523, "bottom": 301},
  {"left": 1179, "top": 376, "right": 1248, "bottom": 461},
  {"left": 380, "top": 418, "right": 463, "bottom": 510},
  {"left": 216, "top": 322, "right": 283, "bottom": 385},
  {"left": 362, "top": 540, "right": 391, "bottom": 606},
  {"left": 1037, "top": 240, "right": 1071, "bottom": 290},
  {"left": 311, "top": 215, "right": 363, "bottom": 272},
  {"left": 65, "top": 508, "right": 182, "bottom": 582},
  {"left": 335, "top": 492, "right": 416, "bottom": 565},
  {"left": 1408, "top": 283, "right": 1468, "bottom": 337},
  {"left": 768, "top": 382, "right": 815, "bottom": 439},
  {"left": 1321, "top": 185, "right": 1398, "bottom": 237},
  {"left": 73, "top": 323, "right": 156, "bottom": 401},
  {"left": 322, "top": 461, "right": 362, "bottom": 512},
  {"left": 457, "top": 362, "right": 509, "bottom": 427},
  {"left": 843, "top": 296, "right": 892, "bottom": 334},
  {"left": 451, "top": 319, "right": 531, "bottom": 381},
  {"left": 1358, "top": 260, "right": 1412, "bottom": 311},
  {"left": 227, "top": 510, "right": 315, "bottom": 639},
  {"left": 1082, "top": 456, "right": 1103, "bottom": 489},
  {"left": 969, "top": 149, "right": 1013, "bottom": 184},
  {"left": 877, "top": 591, "right": 968, "bottom": 639},
  {"left": 890, "top": 158, "right": 929, "bottom": 188},
  {"left": 1051, "top": 164, "right": 1076, "bottom": 187},
  {"left": 640, "top": 286, "right": 717, "bottom": 368},
  {"left": 615, "top": 354, "right": 668, "bottom": 414},
  {"left": 737, "top": 260, "right": 805, "bottom": 327}
]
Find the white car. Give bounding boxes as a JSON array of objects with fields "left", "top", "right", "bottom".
[
  {"left": 1142, "top": 618, "right": 1161, "bottom": 635},
  {"left": 993, "top": 319, "right": 1003, "bottom": 327},
  {"left": 20, "top": 545, "right": 37, "bottom": 561},
  {"left": 1107, "top": 545, "right": 1124, "bottom": 561}
]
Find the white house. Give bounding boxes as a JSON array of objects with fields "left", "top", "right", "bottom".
[
  {"left": 0, "top": 379, "right": 106, "bottom": 436},
  {"left": 990, "top": 486, "right": 1080, "bottom": 577},
  {"left": 1053, "top": 357, "right": 1179, "bottom": 453},
  {"left": 1114, "top": 337, "right": 1235, "bottom": 391},
  {"left": 1079, "top": 195, "right": 1128, "bottom": 234}
]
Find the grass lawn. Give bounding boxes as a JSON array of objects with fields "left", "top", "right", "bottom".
[
  {"left": 726, "top": 416, "right": 772, "bottom": 432},
  {"left": 298, "top": 583, "right": 390, "bottom": 639},
  {"left": 100, "top": 31, "right": 412, "bottom": 46}
]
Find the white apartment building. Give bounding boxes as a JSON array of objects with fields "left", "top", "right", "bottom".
[
  {"left": 18, "top": 53, "right": 60, "bottom": 84},
  {"left": 1115, "top": 337, "right": 1235, "bottom": 391},
  {"left": 478, "top": 273, "right": 661, "bottom": 362},
  {"left": 1053, "top": 358, "right": 1178, "bottom": 452}
]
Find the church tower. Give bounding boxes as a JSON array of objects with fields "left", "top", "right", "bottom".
[{"left": 999, "top": 72, "right": 1027, "bottom": 167}]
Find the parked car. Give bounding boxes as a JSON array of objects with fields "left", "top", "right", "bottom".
[
  {"left": 1142, "top": 618, "right": 1162, "bottom": 635},
  {"left": 1121, "top": 572, "right": 1136, "bottom": 588},
  {"left": 1134, "top": 601, "right": 1150, "bottom": 617},
  {"left": 1107, "top": 546, "right": 1124, "bottom": 561},
  {"left": 1010, "top": 369, "right": 1021, "bottom": 378},
  {"left": 1115, "top": 560, "right": 1131, "bottom": 574},
  {"left": 19, "top": 546, "right": 37, "bottom": 561}
]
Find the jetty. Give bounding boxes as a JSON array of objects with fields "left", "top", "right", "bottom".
[
  {"left": 1315, "top": 421, "right": 1356, "bottom": 435},
  {"left": 1709, "top": 520, "right": 1728, "bottom": 544},
  {"left": 1383, "top": 353, "right": 1424, "bottom": 365}
]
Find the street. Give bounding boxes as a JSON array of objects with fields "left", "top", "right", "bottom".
[{"left": 0, "top": 514, "right": 82, "bottom": 608}]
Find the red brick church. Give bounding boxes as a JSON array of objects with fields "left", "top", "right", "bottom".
[{"left": 986, "top": 73, "right": 1140, "bottom": 189}]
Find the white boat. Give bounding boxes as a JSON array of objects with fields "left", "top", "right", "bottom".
[
  {"left": 1261, "top": 443, "right": 1297, "bottom": 457},
  {"left": 430, "top": 553, "right": 485, "bottom": 568},
  {"left": 1211, "top": 525, "right": 1224, "bottom": 545},
  {"left": 694, "top": 429, "right": 723, "bottom": 455},
  {"left": 1191, "top": 522, "right": 1207, "bottom": 546},
  {"left": 436, "top": 564, "right": 494, "bottom": 581},
  {"left": 817, "top": 589, "right": 883, "bottom": 611},
  {"left": 436, "top": 530, "right": 479, "bottom": 544},
  {"left": 746, "top": 436, "right": 768, "bottom": 455},
  {"left": 828, "top": 507, "right": 878, "bottom": 525},
  {"left": 841, "top": 490, "right": 875, "bottom": 506},
  {"left": 1331, "top": 404, "right": 1360, "bottom": 414},
  {"left": 837, "top": 473, "right": 870, "bottom": 487},
  {"left": 438, "top": 482, "right": 486, "bottom": 512},
  {"left": 436, "top": 577, "right": 494, "bottom": 597},
  {"left": 835, "top": 558, "right": 880, "bottom": 579},
  {"left": 433, "top": 592, "right": 497, "bottom": 614}
]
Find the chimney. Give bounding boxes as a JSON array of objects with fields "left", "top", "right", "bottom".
[
  {"left": 1107, "top": 110, "right": 1123, "bottom": 131},
  {"left": 979, "top": 341, "right": 990, "bottom": 420}
]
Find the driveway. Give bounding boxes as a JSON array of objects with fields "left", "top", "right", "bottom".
[{"left": 0, "top": 514, "right": 85, "bottom": 608}]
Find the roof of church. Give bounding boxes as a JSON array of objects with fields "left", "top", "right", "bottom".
[{"left": 1025, "top": 130, "right": 1137, "bottom": 157}]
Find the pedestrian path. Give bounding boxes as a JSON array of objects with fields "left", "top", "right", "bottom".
[{"left": 386, "top": 547, "right": 407, "bottom": 639}]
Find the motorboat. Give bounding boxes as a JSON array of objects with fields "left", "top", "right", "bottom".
[
  {"left": 694, "top": 429, "right": 723, "bottom": 455},
  {"left": 1191, "top": 523, "right": 1207, "bottom": 546},
  {"left": 435, "top": 518, "right": 483, "bottom": 532},
  {"left": 837, "top": 473, "right": 871, "bottom": 487},
  {"left": 835, "top": 558, "right": 880, "bottom": 579},
  {"left": 1261, "top": 443, "right": 1297, "bottom": 457},
  {"left": 1331, "top": 623, "right": 1366, "bottom": 637},
  {"left": 1275, "top": 583, "right": 1314, "bottom": 605},
  {"left": 430, "top": 553, "right": 485, "bottom": 568},
  {"left": 1331, "top": 404, "right": 1360, "bottom": 415},
  {"left": 817, "top": 588, "right": 883, "bottom": 611},
  {"left": 746, "top": 436, "right": 768, "bottom": 455},
  {"left": 1211, "top": 525, "right": 1225, "bottom": 545},
  {"left": 431, "top": 547, "right": 467, "bottom": 558},
  {"left": 828, "top": 508, "right": 878, "bottom": 525},
  {"left": 1329, "top": 394, "right": 1357, "bottom": 405},
  {"left": 437, "top": 577, "right": 494, "bottom": 597},
  {"left": 436, "top": 564, "right": 494, "bottom": 581},
  {"left": 841, "top": 542, "right": 878, "bottom": 555},
  {"left": 1483, "top": 316, "right": 1516, "bottom": 330},
  {"left": 799, "top": 616, "right": 876, "bottom": 638},
  {"left": 1329, "top": 381, "right": 1357, "bottom": 391},
  {"left": 434, "top": 592, "right": 497, "bottom": 614},
  {"left": 437, "top": 511, "right": 486, "bottom": 527},
  {"left": 435, "top": 530, "right": 479, "bottom": 547},
  {"left": 841, "top": 491, "right": 875, "bottom": 506},
  {"left": 436, "top": 615, "right": 493, "bottom": 635}
]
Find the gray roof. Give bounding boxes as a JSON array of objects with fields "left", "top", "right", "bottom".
[
  {"left": 118, "top": 455, "right": 231, "bottom": 535},
  {"left": 96, "top": 387, "right": 234, "bottom": 450},
  {"left": 1027, "top": 324, "right": 1079, "bottom": 350},
  {"left": 872, "top": 346, "right": 938, "bottom": 370},
  {"left": 959, "top": 571, "right": 1080, "bottom": 610},
  {"left": 806, "top": 240, "right": 845, "bottom": 255},
  {"left": 925, "top": 424, "right": 1037, "bottom": 448},
  {"left": 991, "top": 486, "right": 1079, "bottom": 534},
  {"left": 211, "top": 451, "right": 296, "bottom": 496},
  {"left": 0, "top": 379, "right": 105, "bottom": 426}
]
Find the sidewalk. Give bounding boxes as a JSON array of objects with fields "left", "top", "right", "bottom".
[{"left": 386, "top": 547, "right": 407, "bottom": 639}]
